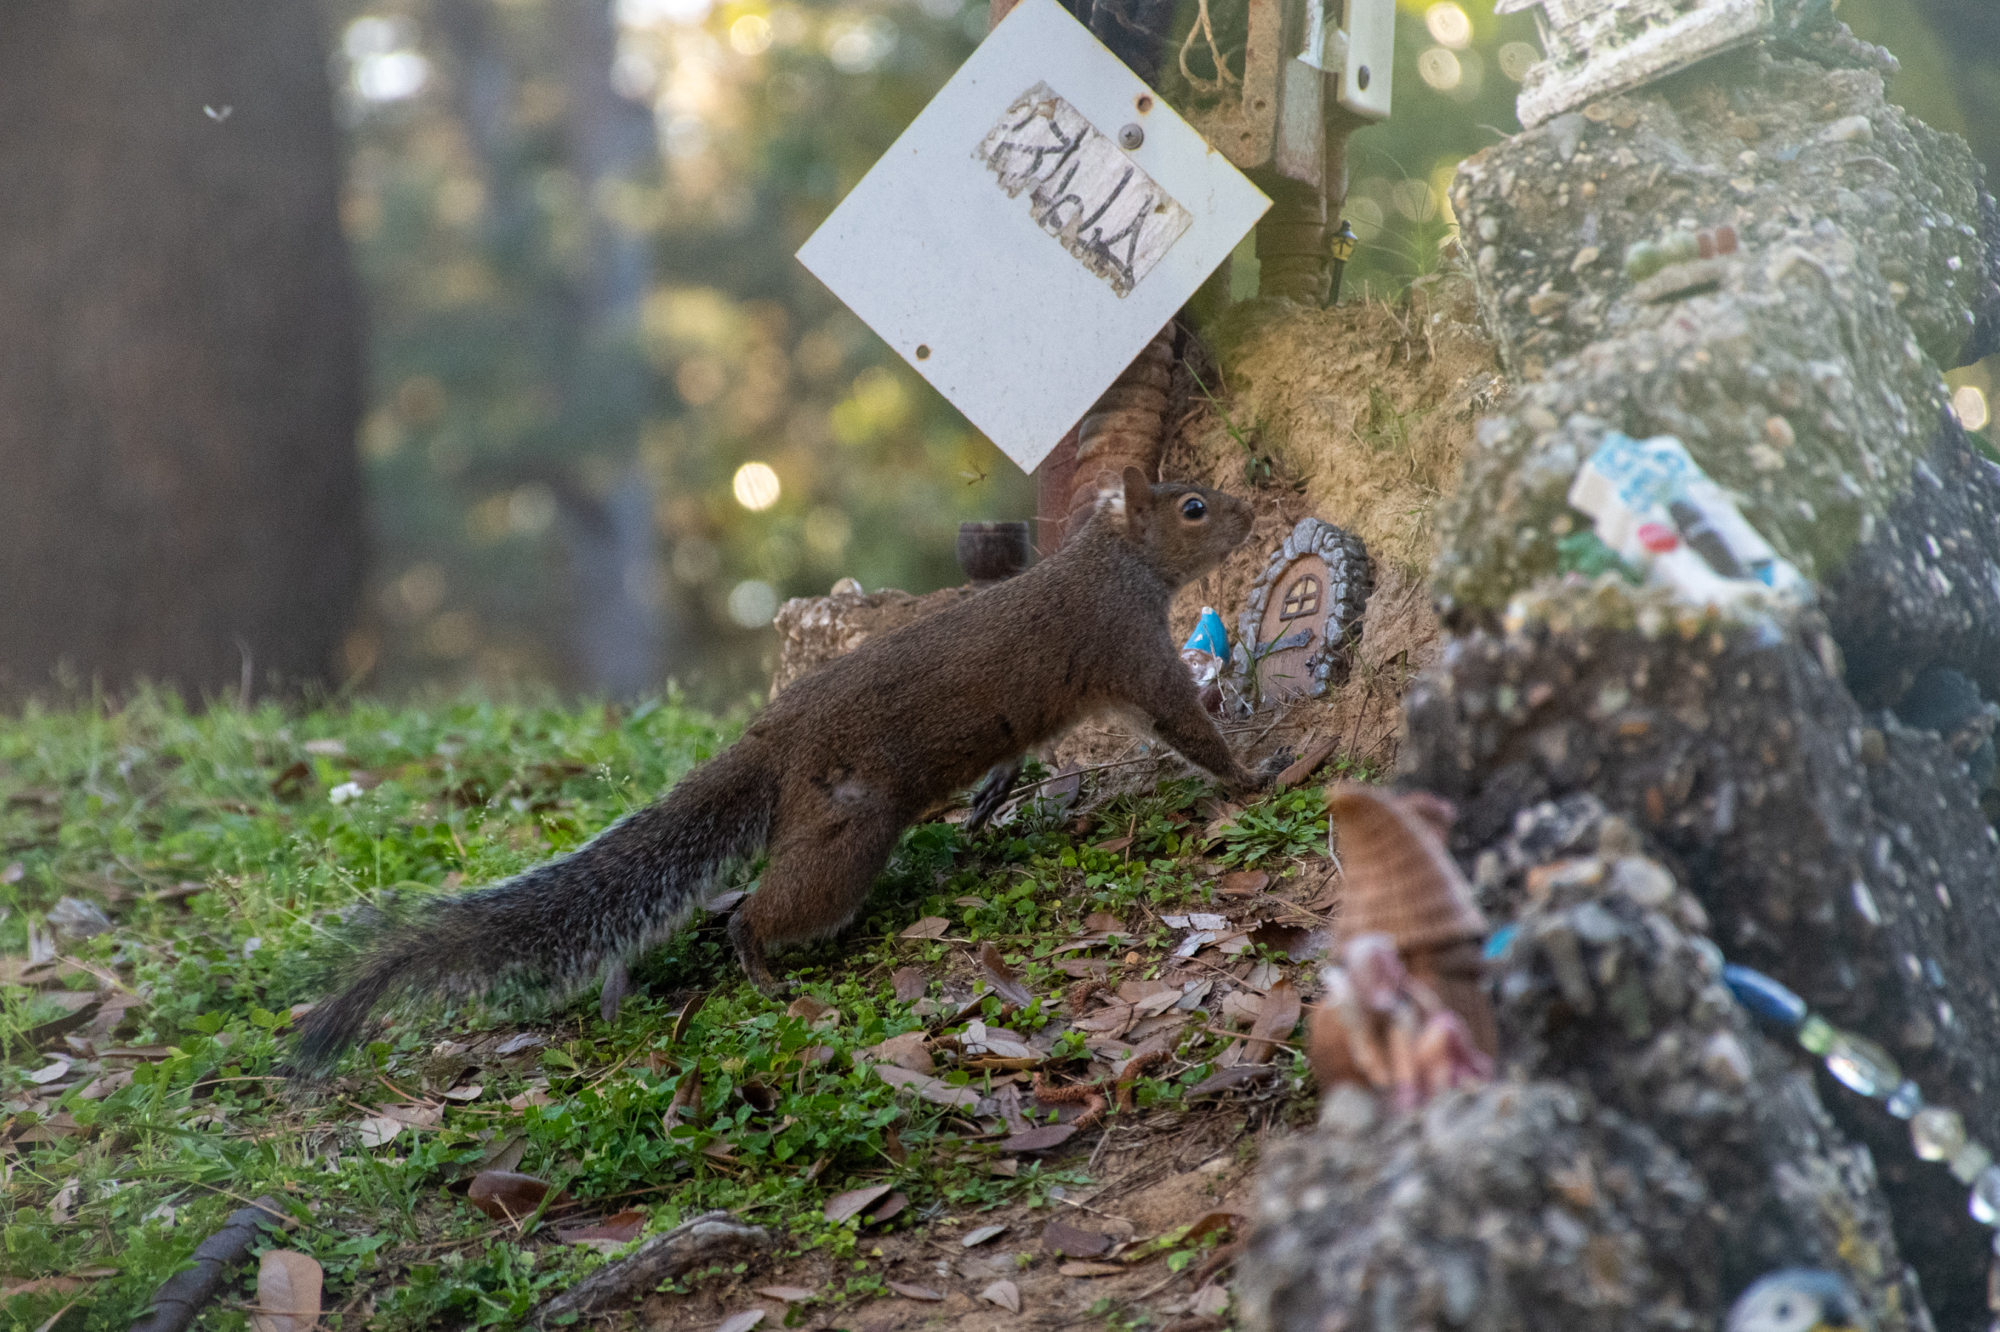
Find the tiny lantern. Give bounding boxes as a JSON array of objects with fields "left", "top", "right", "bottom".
[{"left": 1327, "top": 219, "right": 1358, "bottom": 305}]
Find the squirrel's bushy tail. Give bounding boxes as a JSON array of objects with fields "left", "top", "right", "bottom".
[{"left": 290, "top": 746, "right": 775, "bottom": 1075}]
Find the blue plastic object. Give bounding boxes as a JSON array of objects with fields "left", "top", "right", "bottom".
[
  {"left": 1482, "top": 923, "right": 1518, "bottom": 961},
  {"left": 1183, "top": 606, "right": 1229, "bottom": 658},
  {"left": 1723, "top": 964, "right": 1808, "bottom": 1031}
]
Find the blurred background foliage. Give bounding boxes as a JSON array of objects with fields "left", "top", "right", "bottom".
[{"left": 321, "top": 0, "right": 1995, "bottom": 704}]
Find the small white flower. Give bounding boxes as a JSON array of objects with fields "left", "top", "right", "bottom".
[{"left": 329, "top": 781, "right": 364, "bottom": 805}]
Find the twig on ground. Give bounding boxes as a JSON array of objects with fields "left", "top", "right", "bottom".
[
  {"left": 127, "top": 1195, "right": 288, "bottom": 1332},
  {"left": 533, "top": 1211, "right": 770, "bottom": 1326}
]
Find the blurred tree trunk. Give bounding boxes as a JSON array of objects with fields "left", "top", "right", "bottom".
[
  {"left": 432, "top": 0, "right": 669, "bottom": 697},
  {"left": 0, "top": 0, "right": 365, "bottom": 700}
]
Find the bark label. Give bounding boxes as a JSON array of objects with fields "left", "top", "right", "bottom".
[{"left": 975, "top": 83, "right": 1192, "bottom": 298}]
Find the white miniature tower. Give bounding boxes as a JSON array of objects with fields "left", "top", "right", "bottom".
[{"left": 1494, "top": 0, "right": 1772, "bottom": 128}]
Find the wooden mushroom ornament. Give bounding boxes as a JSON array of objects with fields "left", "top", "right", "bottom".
[{"left": 1309, "top": 784, "right": 1498, "bottom": 1107}]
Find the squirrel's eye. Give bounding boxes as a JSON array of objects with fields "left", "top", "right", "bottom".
[{"left": 1181, "top": 496, "right": 1206, "bottom": 520}]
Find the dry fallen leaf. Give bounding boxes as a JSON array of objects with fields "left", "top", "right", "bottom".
[
  {"left": 467, "top": 1170, "right": 553, "bottom": 1221},
  {"left": 1190, "top": 1282, "right": 1232, "bottom": 1316},
  {"left": 1245, "top": 980, "right": 1302, "bottom": 1064},
  {"left": 867, "top": 1031, "right": 933, "bottom": 1074},
  {"left": 506, "top": 1081, "right": 554, "bottom": 1111},
  {"left": 1043, "top": 1219, "right": 1112, "bottom": 1257},
  {"left": 866, "top": 1191, "right": 909, "bottom": 1224},
  {"left": 442, "top": 1083, "right": 484, "bottom": 1102},
  {"left": 754, "top": 1285, "right": 817, "bottom": 1302},
  {"left": 884, "top": 1280, "right": 945, "bottom": 1301},
  {"left": 354, "top": 1117, "right": 403, "bottom": 1149},
  {"left": 891, "top": 966, "right": 929, "bottom": 1002},
  {"left": 1218, "top": 869, "right": 1271, "bottom": 897},
  {"left": 375, "top": 1102, "right": 444, "bottom": 1128},
  {"left": 49, "top": 1179, "right": 79, "bottom": 1223},
  {"left": 1058, "top": 1261, "right": 1127, "bottom": 1277},
  {"left": 713, "top": 1312, "right": 765, "bottom": 1332},
  {"left": 900, "top": 916, "right": 951, "bottom": 940},
  {"left": 976, "top": 942, "right": 1034, "bottom": 1008},
  {"left": 27, "top": 1060, "right": 71, "bottom": 1085},
  {"left": 1072, "top": 1001, "right": 1136, "bottom": 1037},
  {"left": 1242, "top": 960, "right": 1284, "bottom": 993},
  {"left": 1189, "top": 1064, "right": 1280, "bottom": 1095},
  {"left": 786, "top": 995, "right": 841, "bottom": 1026},
  {"left": 981, "top": 1278, "right": 1022, "bottom": 1312},
  {"left": 665, "top": 1068, "right": 703, "bottom": 1128},
  {"left": 823, "top": 1184, "right": 893, "bottom": 1224},
  {"left": 556, "top": 1210, "right": 646, "bottom": 1245},
  {"left": 874, "top": 1064, "right": 981, "bottom": 1108},
  {"left": 1002, "top": 1123, "right": 1077, "bottom": 1154},
  {"left": 251, "top": 1249, "right": 323, "bottom": 1332},
  {"left": 1276, "top": 735, "right": 1342, "bottom": 789},
  {"left": 476, "top": 1134, "right": 528, "bottom": 1175},
  {"left": 671, "top": 993, "right": 708, "bottom": 1043},
  {"left": 962, "top": 1223, "right": 1009, "bottom": 1247}
]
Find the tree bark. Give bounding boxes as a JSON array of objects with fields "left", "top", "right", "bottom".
[{"left": 0, "top": 0, "right": 366, "bottom": 699}]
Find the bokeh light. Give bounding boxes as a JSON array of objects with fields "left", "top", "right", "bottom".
[
  {"left": 1425, "top": 3, "right": 1472, "bottom": 50},
  {"left": 730, "top": 15, "right": 774, "bottom": 55},
  {"left": 1418, "top": 46, "right": 1463, "bottom": 91},
  {"left": 727, "top": 579, "right": 779, "bottom": 627},
  {"left": 1498, "top": 40, "right": 1540, "bottom": 82},
  {"left": 732, "top": 461, "right": 782, "bottom": 511},
  {"left": 1954, "top": 385, "right": 1991, "bottom": 432}
]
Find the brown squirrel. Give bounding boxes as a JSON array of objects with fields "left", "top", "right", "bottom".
[{"left": 291, "top": 468, "right": 1259, "bottom": 1072}]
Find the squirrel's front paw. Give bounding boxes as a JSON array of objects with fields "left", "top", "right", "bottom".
[{"left": 1220, "top": 764, "right": 1270, "bottom": 800}]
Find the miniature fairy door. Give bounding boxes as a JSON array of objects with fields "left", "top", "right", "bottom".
[{"left": 1237, "top": 517, "right": 1373, "bottom": 706}]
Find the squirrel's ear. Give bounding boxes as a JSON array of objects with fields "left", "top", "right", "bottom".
[{"left": 1120, "top": 467, "right": 1153, "bottom": 532}]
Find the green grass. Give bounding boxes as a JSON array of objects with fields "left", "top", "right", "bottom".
[{"left": 0, "top": 691, "right": 1338, "bottom": 1330}]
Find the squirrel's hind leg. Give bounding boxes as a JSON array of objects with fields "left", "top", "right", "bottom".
[{"left": 729, "top": 801, "right": 906, "bottom": 997}]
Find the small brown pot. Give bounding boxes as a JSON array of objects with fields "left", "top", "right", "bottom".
[{"left": 957, "top": 521, "right": 1031, "bottom": 586}]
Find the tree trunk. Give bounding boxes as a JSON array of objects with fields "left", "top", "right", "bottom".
[{"left": 0, "top": 0, "right": 366, "bottom": 700}]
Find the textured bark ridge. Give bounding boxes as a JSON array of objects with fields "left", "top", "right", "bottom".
[{"left": 1238, "top": 35, "right": 2000, "bottom": 1332}]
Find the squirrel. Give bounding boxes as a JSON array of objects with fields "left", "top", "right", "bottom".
[{"left": 291, "top": 467, "right": 1260, "bottom": 1073}]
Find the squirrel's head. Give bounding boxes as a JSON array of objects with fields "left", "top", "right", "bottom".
[{"left": 1115, "top": 466, "right": 1254, "bottom": 586}]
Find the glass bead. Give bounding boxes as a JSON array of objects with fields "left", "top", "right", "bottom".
[
  {"left": 1824, "top": 1031, "right": 1902, "bottom": 1099},
  {"left": 1957, "top": 1143, "right": 1996, "bottom": 1186},
  {"left": 1722, "top": 965, "right": 1808, "bottom": 1031},
  {"left": 1796, "top": 1014, "right": 1837, "bottom": 1056},
  {"left": 1973, "top": 1166, "right": 2000, "bottom": 1226},
  {"left": 1914, "top": 1106, "right": 1968, "bottom": 1162},
  {"left": 1887, "top": 1080, "right": 1924, "bottom": 1120}
]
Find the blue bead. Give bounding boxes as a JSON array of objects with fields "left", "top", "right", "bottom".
[
  {"left": 1723, "top": 964, "right": 1808, "bottom": 1031},
  {"left": 1482, "top": 923, "right": 1518, "bottom": 961}
]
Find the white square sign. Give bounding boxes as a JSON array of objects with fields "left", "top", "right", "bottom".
[{"left": 796, "top": 0, "right": 1271, "bottom": 473}]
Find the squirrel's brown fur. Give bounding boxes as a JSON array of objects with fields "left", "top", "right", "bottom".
[{"left": 291, "top": 469, "right": 1256, "bottom": 1073}]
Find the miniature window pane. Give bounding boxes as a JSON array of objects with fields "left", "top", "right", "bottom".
[{"left": 1280, "top": 576, "right": 1321, "bottom": 621}]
